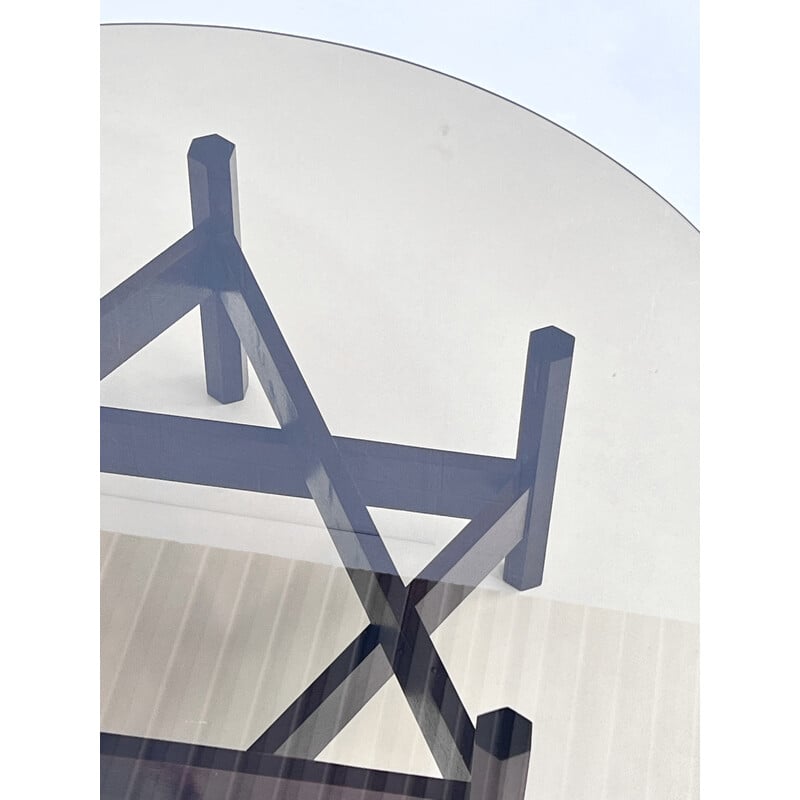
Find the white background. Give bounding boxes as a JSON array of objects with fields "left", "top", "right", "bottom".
[
  {"left": 99, "top": 0, "right": 699, "bottom": 226},
  {"left": 1, "top": 3, "right": 798, "bottom": 799}
]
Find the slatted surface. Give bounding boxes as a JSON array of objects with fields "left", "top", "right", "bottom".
[{"left": 101, "top": 530, "right": 698, "bottom": 799}]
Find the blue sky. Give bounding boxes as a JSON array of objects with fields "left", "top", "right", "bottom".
[{"left": 100, "top": 1, "right": 698, "bottom": 224}]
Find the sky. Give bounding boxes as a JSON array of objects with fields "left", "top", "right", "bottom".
[{"left": 100, "top": 0, "right": 699, "bottom": 225}]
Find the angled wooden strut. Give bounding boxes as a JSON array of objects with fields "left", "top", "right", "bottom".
[{"left": 100, "top": 134, "right": 574, "bottom": 800}]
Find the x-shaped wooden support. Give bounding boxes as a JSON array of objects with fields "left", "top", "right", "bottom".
[{"left": 100, "top": 134, "right": 574, "bottom": 798}]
